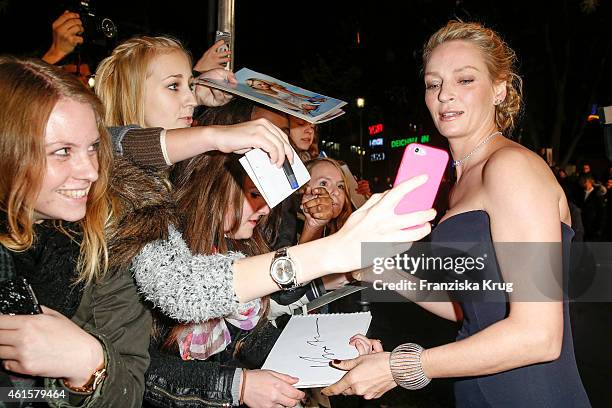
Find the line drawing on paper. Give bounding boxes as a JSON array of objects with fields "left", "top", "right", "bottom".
[{"left": 298, "top": 318, "right": 338, "bottom": 367}]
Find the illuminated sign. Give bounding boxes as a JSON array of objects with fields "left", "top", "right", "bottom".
[
  {"left": 368, "top": 123, "right": 384, "bottom": 136},
  {"left": 369, "top": 138, "right": 384, "bottom": 147},
  {"left": 370, "top": 152, "right": 385, "bottom": 162},
  {"left": 391, "top": 137, "right": 418, "bottom": 148},
  {"left": 390, "top": 134, "right": 430, "bottom": 148}
]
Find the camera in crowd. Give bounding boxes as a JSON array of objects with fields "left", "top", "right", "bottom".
[{"left": 67, "top": 0, "right": 117, "bottom": 47}]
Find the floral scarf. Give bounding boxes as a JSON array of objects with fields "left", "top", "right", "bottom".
[
  {"left": 177, "top": 300, "right": 262, "bottom": 360},
  {"left": 176, "top": 244, "right": 263, "bottom": 360}
]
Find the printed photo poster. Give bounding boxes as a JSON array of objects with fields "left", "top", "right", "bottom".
[{"left": 197, "top": 68, "right": 346, "bottom": 123}]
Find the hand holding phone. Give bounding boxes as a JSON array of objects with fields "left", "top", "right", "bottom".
[
  {"left": 215, "top": 30, "right": 231, "bottom": 70},
  {"left": 393, "top": 143, "right": 449, "bottom": 215}
]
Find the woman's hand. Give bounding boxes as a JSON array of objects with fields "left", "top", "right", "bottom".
[
  {"left": 301, "top": 186, "right": 333, "bottom": 228},
  {"left": 193, "top": 68, "right": 236, "bottom": 107},
  {"left": 349, "top": 334, "right": 384, "bottom": 356},
  {"left": 242, "top": 369, "right": 305, "bottom": 408},
  {"left": 0, "top": 306, "right": 104, "bottom": 387},
  {"left": 356, "top": 180, "right": 372, "bottom": 199},
  {"left": 299, "top": 186, "right": 333, "bottom": 244},
  {"left": 232, "top": 177, "right": 435, "bottom": 302},
  {"left": 321, "top": 352, "right": 396, "bottom": 400},
  {"left": 42, "top": 11, "right": 84, "bottom": 64},
  {"left": 193, "top": 39, "right": 231, "bottom": 72},
  {"left": 327, "top": 175, "right": 436, "bottom": 273},
  {"left": 210, "top": 118, "right": 294, "bottom": 167},
  {"left": 350, "top": 268, "right": 368, "bottom": 282}
]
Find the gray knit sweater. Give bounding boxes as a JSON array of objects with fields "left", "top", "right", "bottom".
[
  {"left": 110, "top": 125, "right": 259, "bottom": 323},
  {"left": 131, "top": 225, "right": 259, "bottom": 323}
]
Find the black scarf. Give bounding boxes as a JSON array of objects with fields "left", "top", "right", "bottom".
[
  {"left": 8, "top": 221, "right": 86, "bottom": 318},
  {"left": 1, "top": 220, "right": 87, "bottom": 405}
]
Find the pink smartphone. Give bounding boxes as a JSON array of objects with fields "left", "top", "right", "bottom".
[{"left": 393, "top": 143, "right": 449, "bottom": 214}]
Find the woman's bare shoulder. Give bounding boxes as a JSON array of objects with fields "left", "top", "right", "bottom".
[
  {"left": 484, "top": 141, "right": 553, "bottom": 183},
  {"left": 482, "top": 140, "right": 567, "bottom": 225}
]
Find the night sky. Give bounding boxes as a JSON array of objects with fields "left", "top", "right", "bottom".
[{"left": 1, "top": 0, "right": 611, "bottom": 178}]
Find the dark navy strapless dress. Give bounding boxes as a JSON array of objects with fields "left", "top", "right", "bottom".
[{"left": 431, "top": 210, "right": 590, "bottom": 408}]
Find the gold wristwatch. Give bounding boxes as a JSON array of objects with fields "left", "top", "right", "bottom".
[{"left": 62, "top": 362, "right": 107, "bottom": 394}]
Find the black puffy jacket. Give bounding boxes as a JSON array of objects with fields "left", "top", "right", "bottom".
[{"left": 142, "top": 315, "right": 287, "bottom": 408}]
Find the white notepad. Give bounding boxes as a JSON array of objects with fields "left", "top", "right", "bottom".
[
  {"left": 262, "top": 312, "right": 372, "bottom": 388},
  {"left": 239, "top": 147, "right": 310, "bottom": 208}
]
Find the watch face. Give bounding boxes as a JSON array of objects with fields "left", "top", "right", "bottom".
[{"left": 272, "top": 258, "right": 294, "bottom": 284}]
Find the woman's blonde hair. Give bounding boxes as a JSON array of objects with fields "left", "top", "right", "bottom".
[
  {"left": 305, "top": 158, "right": 353, "bottom": 234},
  {"left": 0, "top": 56, "right": 113, "bottom": 284},
  {"left": 423, "top": 20, "right": 523, "bottom": 135},
  {"left": 95, "top": 35, "right": 190, "bottom": 127}
]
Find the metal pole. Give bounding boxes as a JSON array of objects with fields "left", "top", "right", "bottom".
[
  {"left": 359, "top": 110, "right": 364, "bottom": 177},
  {"left": 356, "top": 97, "right": 365, "bottom": 178},
  {"left": 217, "top": 0, "right": 235, "bottom": 71}
]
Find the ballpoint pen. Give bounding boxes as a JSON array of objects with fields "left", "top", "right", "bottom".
[{"left": 282, "top": 159, "right": 298, "bottom": 189}]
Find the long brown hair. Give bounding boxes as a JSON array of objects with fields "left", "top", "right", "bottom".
[
  {"left": 0, "top": 56, "right": 113, "bottom": 284},
  {"left": 160, "top": 153, "right": 269, "bottom": 351},
  {"left": 160, "top": 99, "right": 271, "bottom": 352},
  {"left": 172, "top": 152, "right": 269, "bottom": 256}
]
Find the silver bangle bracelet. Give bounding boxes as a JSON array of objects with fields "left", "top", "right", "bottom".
[{"left": 389, "top": 343, "right": 431, "bottom": 390}]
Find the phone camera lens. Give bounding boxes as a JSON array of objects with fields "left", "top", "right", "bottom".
[{"left": 415, "top": 147, "right": 420, "bottom": 153}]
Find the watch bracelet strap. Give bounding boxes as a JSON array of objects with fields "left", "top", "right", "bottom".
[
  {"left": 290, "top": 273, "right": 303, "bottom": 290},
  {"left": 273, "top": 247, "right": 303, "bottom": 290},
  {"left": 61, "top": 363, "right": 107, "bottom": 394}
]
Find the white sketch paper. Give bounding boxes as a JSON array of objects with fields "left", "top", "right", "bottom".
[{"left": 262, "top": 312, "right": 372, "bottom": 388}]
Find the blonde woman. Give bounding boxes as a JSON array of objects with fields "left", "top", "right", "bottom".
[
  {"left": 323, "top": 21, "right": 590, "bottom": 407},
  {"left": 301, "top": 158, "right": 353, "bottom": 243},
  {"left": 95, "top": 35, "right": 294, "bottom": 170}
]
